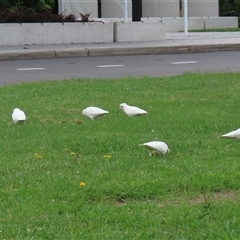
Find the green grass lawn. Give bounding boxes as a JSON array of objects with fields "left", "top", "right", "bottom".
[
  {"left": 1, "top": 72, "right": 240, "bottom": 239},
  {"left": 189, "top": 27, "right": 240, "bottom": 32}
]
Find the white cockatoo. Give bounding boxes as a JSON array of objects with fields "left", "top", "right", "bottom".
[
  {"left": 139, "top": 141, "right": 170, "bottom": 156},
  {"left": 221, "top": 128, "right": 240, "bottom": 139},
  {"left": 82, "top": 106, "right": 109, "bottom": 120},
  {"left": 119, "top": 103, "right": 147, "bottom": 117},
  {"left": 12, "top": 108, "right": 26, "bottom": 124}
]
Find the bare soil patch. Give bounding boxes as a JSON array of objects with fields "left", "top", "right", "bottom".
[{"left": 189, "top": 191, "right": 236, "bottom": 205}]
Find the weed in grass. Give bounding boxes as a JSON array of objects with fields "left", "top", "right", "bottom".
[{"left": 1, "top": 72, "right": 240, "bottom": 239}]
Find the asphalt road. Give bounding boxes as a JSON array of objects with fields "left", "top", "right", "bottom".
[{"left": 1, "top": 51, "right": 240, "bottom": 85}]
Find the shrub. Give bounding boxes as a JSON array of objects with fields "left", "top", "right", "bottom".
[
  {"left": 0, "top": 0, "right": 55, "bottom": 12},
  {"left": 0, "top": 7, "right": 77, "bottom": 23}
]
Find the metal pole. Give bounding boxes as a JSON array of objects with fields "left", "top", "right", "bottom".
[
  {"left": 59, "top": 0, "right": 64, "bottom": 13},
  {"left": 58, "top": 0, "right": 61, "bottom": 13},
  {"left": 184, "top": 0, "right": 188, "bottom": 36},
  {"left": 62, "top": 0, "right": 64, "bottom": 13},
  {"left": 124, "top": 0, "right": 128, "bottom": 22}
]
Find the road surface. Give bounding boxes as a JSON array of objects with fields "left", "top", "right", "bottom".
[{"left": 1, "top": 51, "right": 240, "bottom": 85}]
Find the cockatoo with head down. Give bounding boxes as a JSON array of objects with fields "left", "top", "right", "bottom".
[
  {"left": 82, "top": 106, "right": 109, "bottom": 120},
  {"left": 221, "top": 128, "right": 240, "bottom": 139},
  {"left": 139, "top": 141, "right": 170, "bottom": 156},
  {"left": 119, "top": 103, "right": 147, "bottom": 117},
  {"left": 12, "top": 108, "right": 26, "bottom": 124}
]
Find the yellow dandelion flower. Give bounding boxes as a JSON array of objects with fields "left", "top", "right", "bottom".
[
  {"left": 35, "top": 153, "right": 42, "bottom": 159},
  {"left": 103, "top": 155, "right": 111, "bottom": 159},
  {"left": 70, "top": 152, "right": 76, "bottom": 156},
  {"left": 79, "top": 181, "right": 85, "bottom": 187}
]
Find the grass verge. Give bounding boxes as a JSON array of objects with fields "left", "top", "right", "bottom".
[
  {"left": 1, "top": 72, "right": 240, "bottom": 239},
  {"left": 189, "top": 27, "right": 240, "bottom": 32}
]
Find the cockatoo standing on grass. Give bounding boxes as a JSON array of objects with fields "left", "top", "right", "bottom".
[
  {"left": 82, "top": 106, "right": 109, "bottom": 120},
  {"left": 221, "top": 128, "right": 240, "bottom": 139},
  {"left": 119, "top": 103, "right": 147, "bottom": 117},
  {"left": 12, "top": 108, "right": 26, "bottom": 124},
  {"left": 139, "top": 141, "right": 170, "bottom": 156}
]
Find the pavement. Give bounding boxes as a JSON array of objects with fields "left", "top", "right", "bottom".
[{"left": 0, "top": 32, "right": 240, "bottom": 61}]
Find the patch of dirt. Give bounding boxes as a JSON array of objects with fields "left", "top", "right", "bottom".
[
  {"left": 113, "top": 191, "right": 237, "bottom": 207},
  {"left": 189, "top": 191, "right": 236, "bottom": 205}
]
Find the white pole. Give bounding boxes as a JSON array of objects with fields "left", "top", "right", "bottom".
[
  {"left": 62, "top": 0, "right": 65, "bottom": 13},
  {"left": 58, "top": 0, "right": 61, "bottom": 13},
  {"left": 184, "top": 0, "right": 188, "bottom": 36},
  {"left": 124, "top": 0, "right": 128, "bottom": 22}
]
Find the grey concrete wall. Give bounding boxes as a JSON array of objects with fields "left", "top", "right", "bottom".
[
  {"left": 204, "top": 17, "right": 238, "bottom": 29},
  {"left": 96, "top": 16, "right": 238, "bottom": 32},
  {"left": 141, "top": 16, "right": 238, "bottom": 32},
  {"left": 114, "top": 22, "right": 166, "bottom": 42},
  {"left": 0, "top": 21, "right": 167, "bottom": 45},
  {"left": 161, "top": 17, "right": 204, "bottom": 32},
  {"left": 0, "top": 22, "right": 113, "bottom": 46}
]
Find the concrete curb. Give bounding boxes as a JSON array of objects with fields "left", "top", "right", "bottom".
[
  {"left": 0, "top": 43, "right": 240, "bottom": 61},
  {"left": 55, "top": 49, "right": 89, "bottom": 58},
  {"left": 0, "top": 50, "right": 56, "bottom": 61},
  {"left": 79, "top": 43, "right": 240, "bottom": 56},
  {"left": 221, "top": 43, "right": 240, "bottom": 51}
]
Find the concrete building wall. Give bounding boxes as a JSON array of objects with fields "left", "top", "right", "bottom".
[
  {"left": 185, "top": 0, "right": 219, "bottom": 17},
  {"left": 142, "top": 0, "right": 179, "bottom": 17},
  {"left": 61, "top": 0, "right": 98, "bottom": 18},
  {"left": 101, "top": 0, "right": 132, "bottom": 18},
  {"left": 60, "top": 0, "right": 219, "bottom": 19},
  {"left": 101, "top": 0, "right": 179, "bottom": 18}
]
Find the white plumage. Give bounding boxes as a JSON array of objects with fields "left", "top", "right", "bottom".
[
  {"left": 12, "top": 108, "right": 26, "bottom": 124},
  {"left": 119, "top": 103, "right": 147, "bottom": 117},
  {"left": 82, "top": 106, "right": 109, "bottom": 120},
  {"left": 221, "top": 128, "right": 240, "bottom": 139},
  {"left": 139, "top": 141, "right": 170, "bottom": 156}
]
